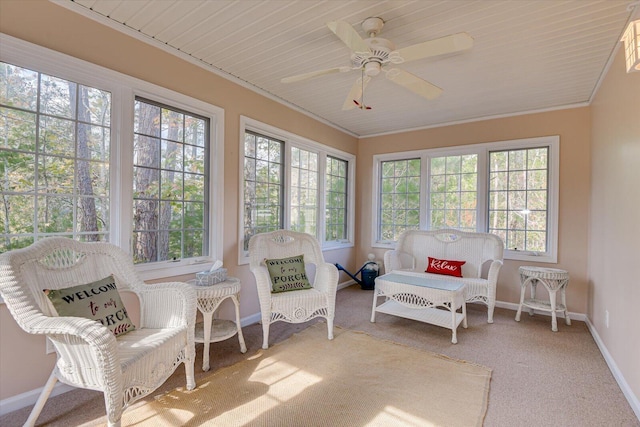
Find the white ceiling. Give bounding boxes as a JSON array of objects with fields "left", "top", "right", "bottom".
[{"left": 58, "top": 0, "right": 637, "bottom": 137}]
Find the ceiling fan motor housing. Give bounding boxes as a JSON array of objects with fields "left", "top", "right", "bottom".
[{"left": 352, "top": 37, "right": 396, "bottom": 76}]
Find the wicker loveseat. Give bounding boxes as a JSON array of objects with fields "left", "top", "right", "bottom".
[
  {"left": 384, "top": 229, "right": 504, "bottom": 323},
  {"left": 0, "top": 237, "right": 197, "bottom": 427}
]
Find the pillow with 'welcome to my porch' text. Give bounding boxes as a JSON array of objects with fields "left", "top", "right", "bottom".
[
  {"left": 44, "top": 275, "right": 135, "bottom": 337},
  {"left": 265, "top": 254, "right": 312, "bottom": 293}
]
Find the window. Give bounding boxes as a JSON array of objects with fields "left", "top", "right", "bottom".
[
  {"left": 378, "top": 158, "right": 421, "bottom": 242},
  {"left": 488, "top": 147, "right": 549, "bottom": 253},
  {"left": 1, "top": 35, "right": 224, "bottom": 279},
  {"left": 0, "top": 63, "right": 111, "bottom": 250},
  {"left": 290, "top": 147, "right": 318, "bottom": 236},
  {"left": 132, "top": 98, "right": 209, "bottom": 264},
  {"left": 373, "top": 136, "right": 559, "bottom": 262},
  {"left": 429, "top": 154, "right": 478, "bottom": 231},
  {"left": 325, "top": 156, "right": 348, "bottom": 242},
  {"left": 242, "top": 131, "right": 283, "bottom": 251},
  {"left": 239, "top": 117, "right": 355, "bottom": 262}
]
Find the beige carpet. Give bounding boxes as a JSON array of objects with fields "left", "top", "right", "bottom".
[{"left": 119, "top": 323, "right": 491, "bottom": 427}]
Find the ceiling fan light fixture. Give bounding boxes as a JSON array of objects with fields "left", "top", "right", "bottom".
[{"left": 364, "top": 61, "right": 381, "bottom": 76}]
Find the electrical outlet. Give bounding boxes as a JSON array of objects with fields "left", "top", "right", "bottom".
[{"left": 605, "top": 310, "right": 609, "bottom": 328}]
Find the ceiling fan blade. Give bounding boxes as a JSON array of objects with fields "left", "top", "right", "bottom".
[
  {"left": 396, "top": 32, "right": 473, "bottom": 63},
  {"left": 327, "top": 21, "right": 371, "bottom": 53},
  {"left": 281, "top": 66, "right": 352, "bottom": 83},
  {"left": 386, "top": 68, "right": 443, "bottom": 100},
  {"left": 342, "top": 76, "right": 371, "bottom": 110}
]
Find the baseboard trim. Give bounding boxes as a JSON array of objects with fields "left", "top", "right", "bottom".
[
  {"left": 0, "top": 382, "right": 74, "bottom": 417},
  {"left": 584, "top": 317, "right": 640, "bottom": 420},
  {"left": 494, "top": 300, "right": 587, "bottom": 322},
  {"left": 337, "top": 279, "right": 357, "bottom": 290}
]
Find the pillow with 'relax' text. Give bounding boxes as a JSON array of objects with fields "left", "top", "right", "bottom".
[
  {"left": 425, "top": 257, "right": 466, "bottom": 278},
  {"left": 264, "top": 254, "right": 312, "bottom": 293},
  {"left": 44, "top": 275, "right": 135, "bottom": 337}
]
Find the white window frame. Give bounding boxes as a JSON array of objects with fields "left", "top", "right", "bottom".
[
  {"left": 1, "top": 34, "right": 225, "bottom": 280},
  {"left": 238, "top": 116, "right": 355, "bottom": 264},
  {"left": 325, "top": 155, "right": 350, "bottom": 244},
  {"left": 372, "top": 136, "right": 559, "bottom": 263}
]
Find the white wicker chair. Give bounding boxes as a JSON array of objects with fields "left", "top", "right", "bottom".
[
  {"left": 248, "top": 230, "right": 339, "bottom": 349},
  {"left": 0, "top": 237, "right": 197, "bottom": 427}
]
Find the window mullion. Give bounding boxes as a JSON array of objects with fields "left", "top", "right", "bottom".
[
  {"left": 318, "top": 152, "right": 327, "bottom": 244},
  {"left": 283, "top": 140, "right": 291, "bottom": 230},
  {"left": 420, "top": 153, "right": 429, "bottom": 229},
  {"left": 476, "top": 149, "right": 488, "bottom": 233},
  {"left": 112, "top": 88, "right": 133, "bottom": 249}
]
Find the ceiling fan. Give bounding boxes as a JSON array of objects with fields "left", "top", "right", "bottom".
[{"left": 281, "top": 17, "right": 473, "bottom": 110}]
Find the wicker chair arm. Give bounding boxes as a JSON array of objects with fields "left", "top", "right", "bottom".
[
  {"left": 249, "top": 266, "right": 275, "bottom": 319},
  {"left": 25, "top": 313, "right": 119, "bottom": 372},
  {"left": 312, "top": 262, "right": 339, "bottom": 293},
  {"left": 137, "top": 282, "right": 197, "bottom": 329},
  {"left": 384, "top": 250, "right": 414, "bottom": 273},
  {"left": 487, "top": 259, "right": 504, "bottom": 284},
  {"left": 21, "top": 312, "right": 116, "bottom": 344},
  {"left": 250, "top": 265, "right": 274, "bottom": 296}
]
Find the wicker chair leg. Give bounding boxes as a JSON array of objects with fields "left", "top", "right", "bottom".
[
  {"left": 24, "top": 371, "right": 57, "bottom": 427},
  {"left": 327, "top": 318, "right": 334, "bottom": 340},
  {"left": 262, "top": 321, "right": 270, "bottom": 349},
  {"left": 104, "top": 385, "right": 124, "bottom": 427},
  {"left": 487, "top": 304, "right": 495, "bottom": 324},
  {"left": 185, "top": 358, "right": 196, "bottom": 390}
]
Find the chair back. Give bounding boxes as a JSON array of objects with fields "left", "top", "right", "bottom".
[
  {"left": 0, "top": 237, "right": 141, "bottom": 327},
  {"left": 248, "top": 230, "right": 325, "bottom": 271},
  {"left": 396, "top": 229, "right": 504, "bottom": 278}
]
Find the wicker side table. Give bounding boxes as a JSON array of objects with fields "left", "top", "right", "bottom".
[
  {"left": 188, "top": 277, "right": 247, "bottom": 371},
  {"left": 515, "top": 266, "right": 571, "bottom": 332}
]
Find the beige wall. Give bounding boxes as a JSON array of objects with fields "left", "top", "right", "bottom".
[
  {"left": 590, "top": 47, "right": 640, "bottom": 402},
  {"left": 0, "top": 0, "right": 358, "bottom": 400},
  {"left": 357, "top": 108, "right": 591, "bottom": 312}
]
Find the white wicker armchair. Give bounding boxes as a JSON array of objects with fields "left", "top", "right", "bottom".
[
  {"left": 248, "top": 230, "right": 339, "bottom": 349},
  {"left": 0, "top": 237, "right": 197, "bottom": 427}
]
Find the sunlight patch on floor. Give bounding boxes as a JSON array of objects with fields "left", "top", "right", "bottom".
[
  {"left": 213, "top": 358, "right": 322, "bottom": 425},
  {"left": 367, "top": 405, "right": 436, "bottom": 427}
]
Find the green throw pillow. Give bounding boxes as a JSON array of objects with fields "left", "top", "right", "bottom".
[
  {"left": 44, "top": 275, "right": 135, "bottom": 337},
  {"left": 265, "top": 254, "right": 312, "bottom": 293}
]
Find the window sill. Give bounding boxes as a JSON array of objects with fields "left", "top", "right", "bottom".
[
  {"left": 372, "top": 241, "right": 397, "bottom": 250},
  {"left": 238, "top": 242, "right": 355, "bottom": 265},
  {"left": 135, "top": 259, "right": 214, "bottom": 282},
  {"left": 504, "top": 251, "right": 557, "bottom": 264},
  {"left": 372, "top": 242, "right": 556, "bottom": 263},
  {"left": 322, "top": 241, "right": 354, "bottom": 251}
]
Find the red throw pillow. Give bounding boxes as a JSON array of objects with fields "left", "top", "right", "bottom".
[{"left": 425, "top": 257, "right": 466, "bottom": 278}]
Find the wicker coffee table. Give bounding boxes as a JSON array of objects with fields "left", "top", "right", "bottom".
[{"left": 371, "top": 272, "right": 467, "bottom": 343}]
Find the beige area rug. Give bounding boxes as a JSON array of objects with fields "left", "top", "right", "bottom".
[{"left": 120, "top": 324, "right": 491, "bottom": 427}]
